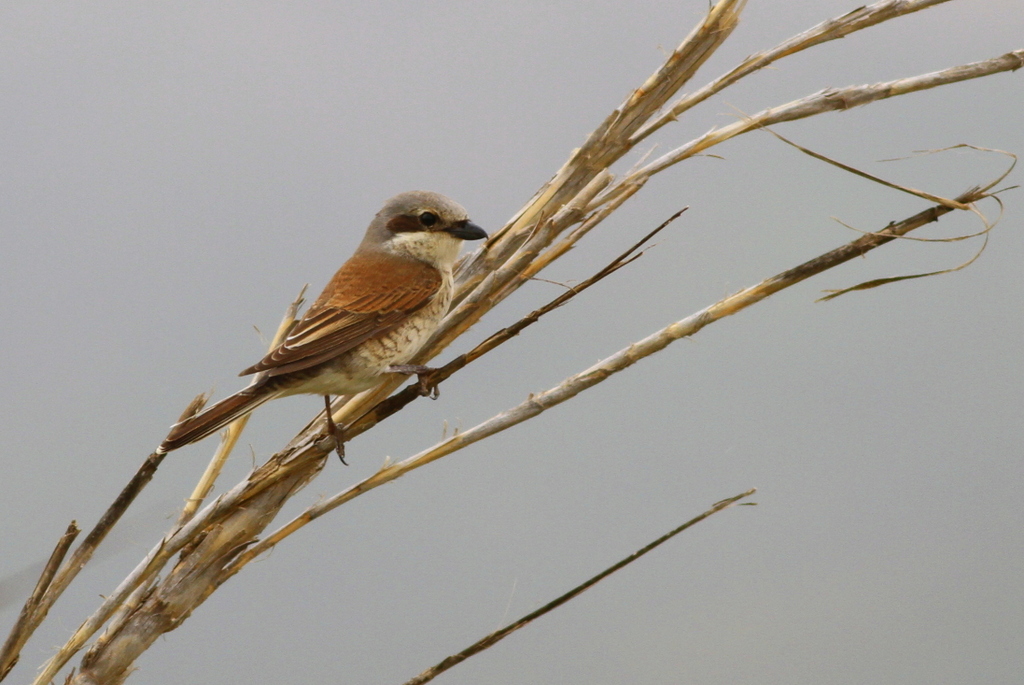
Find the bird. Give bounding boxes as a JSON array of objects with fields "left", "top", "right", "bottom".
[{"left": 158, "top": 190, "right": 487, "bottom": 458}]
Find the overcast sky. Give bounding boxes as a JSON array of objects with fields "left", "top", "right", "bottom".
[{"left": 1, "top": 2, "right": 1022, "bottom": 684}]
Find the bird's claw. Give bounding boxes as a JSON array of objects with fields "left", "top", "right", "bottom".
[
  {"left": 324, "top": 395, "right": 347, "bottom": 465},
  {"left": 387, "top": 364, "right": 441, "bottom": 400},
  {"left": 418, "top": 372, "right": 441, "bottom": 400}
]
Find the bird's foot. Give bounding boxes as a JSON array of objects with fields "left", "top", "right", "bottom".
[
  {"left": 387, "top": 364, "right": 441, "bottom": 399},
  {"left": 323, "top": 395, "right": 347, "bottom": 465}
]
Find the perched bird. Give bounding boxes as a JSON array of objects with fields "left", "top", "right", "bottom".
[{"left": 158, "top": 190, "right": 486, "bottom": 457}]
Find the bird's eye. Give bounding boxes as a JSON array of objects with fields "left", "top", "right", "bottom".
[{"left": 419, "top": 211, "right": 438, "bottom": 227}]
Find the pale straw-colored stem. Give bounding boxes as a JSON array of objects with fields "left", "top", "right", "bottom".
[
  {"left": 632, "top": 0, "right": 954, "bottom": 143},
  {"left": 617, "top": 50, "right": 1024, "bottom": 197}
]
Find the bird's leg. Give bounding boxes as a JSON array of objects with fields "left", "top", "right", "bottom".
[
  {"left": 323, "top": 395, "right": 347, "bottom": 465},
  {"left": 386, "top": 364, "right": 441, "bottom": 399}
]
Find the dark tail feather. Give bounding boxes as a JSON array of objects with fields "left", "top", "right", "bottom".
[{"left": 159, "top": 389, "right": 274, "bottom": 453}]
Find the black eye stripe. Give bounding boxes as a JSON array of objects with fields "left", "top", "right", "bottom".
[{"left": 386, "top": 215, "right": 423, "bottom": 233}]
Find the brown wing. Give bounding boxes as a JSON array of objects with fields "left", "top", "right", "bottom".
[{"left": 240, "top": 252, "right": 442, "bottom": 377}]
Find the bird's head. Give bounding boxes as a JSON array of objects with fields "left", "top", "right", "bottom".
[{"left": 363, "top": 190, "right": 487, "bottom": 269}]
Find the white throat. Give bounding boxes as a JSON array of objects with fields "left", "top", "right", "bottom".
[{"left": 384, "top": 231, "right": 462, "bottom": 271}]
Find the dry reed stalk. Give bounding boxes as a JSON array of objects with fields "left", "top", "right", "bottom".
[
  {"left": 603, "top": 49, "right": 1024, "bottom": 207},
  {"left": 13, "top": 1, "right": 1018, "bottom": 682},
  {"left": 403, "top": 489, "right": 758, "bottom": 685},
  {"left": 632, "top": 0, "right": 955, "bottom": 143},
  {"left": 0, "top": 450, "right": 170, "bottom": 682},
  {"left": 1, "top": 295, "right": 307, "bottom": 681},
  {"left": 0, "top": 523, "right": 78, "bottom": 679},
  {"left": 0, "top": 394, "right": 209, "bottom": 678}
]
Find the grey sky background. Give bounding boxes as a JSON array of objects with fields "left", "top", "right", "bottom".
[{"left": 2, "top": 1, "right": 1022, "bottom": 683}]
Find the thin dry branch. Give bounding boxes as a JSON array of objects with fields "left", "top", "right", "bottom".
[
  {"left": 761, "top": 126, "right": 977, "bottom": 209},
  {"left": 0, "top": 523, "right": 78, "bottom": 679},
  {"left": 402, "top": 488, "right": 757, "bottom": 685},
  {"left": 0, "top": 388, "right": 214, "bottom": 682},
  {"left": 1, "top": 451, "right": 168, "bottom": 683}
]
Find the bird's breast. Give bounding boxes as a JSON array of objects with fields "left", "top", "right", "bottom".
[{"left": 357, "top": 284, "right": 451, "bottom": 367}]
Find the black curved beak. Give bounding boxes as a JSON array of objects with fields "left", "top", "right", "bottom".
[{"left": 446, "top": 220, "right": 488, "bottom": 241}]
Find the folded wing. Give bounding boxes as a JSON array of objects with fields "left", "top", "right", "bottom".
[{"left": 241, "top": 253, "right": 442, "bottom": 377}]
